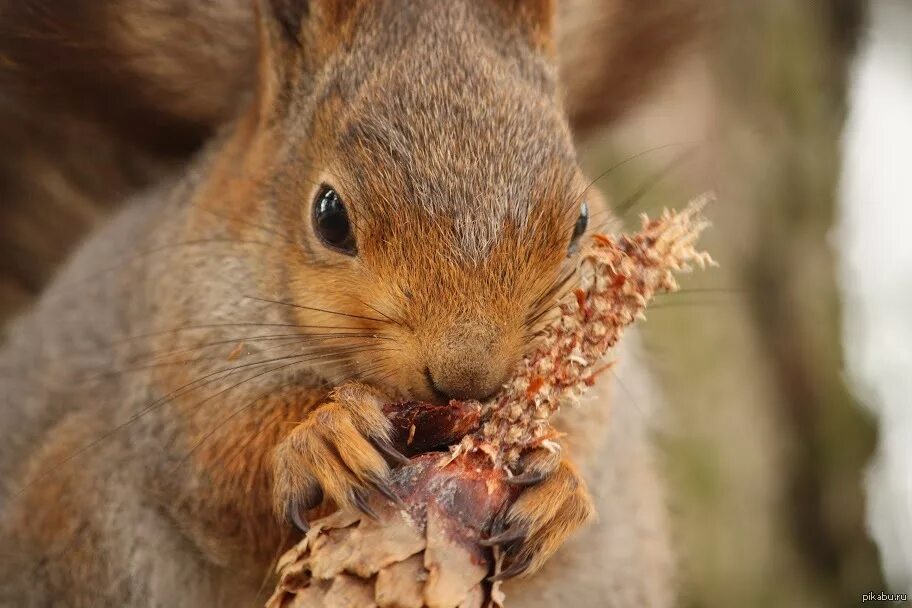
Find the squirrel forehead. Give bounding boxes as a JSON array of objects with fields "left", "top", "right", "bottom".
[
  {"left": 304, "top": 4, "right": 578, "bottom": 255},
  {"left": 330, "top": 84, "right": 577, "bottom": 257},
  {"left": 337, "top": 81, "right": 575, "bottom": 206}
]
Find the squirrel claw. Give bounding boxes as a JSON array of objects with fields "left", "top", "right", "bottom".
[
  {"left": 289, "top": 504, "right": 310, "bottom": 533},
  {"left": 506, "top": 470, "right": 548, "bottom": 486},
  {"left": 283, "top": 482, "right": 323, "bottom": 533},
  {"left": 489, "top": 502, "right": 511, "bottom": 538},
  {"left": 272, "top": 382, "right": 398, "bottom": 528},
  {"left": 370, "top": 435, "right": 411, "bottom": 466},
  {"left": 350, "top": 488, "right": 379, "bottom": 520},
  {"left": 507, "top": 447, "right": 561, "bottom": 487},
  {"left": 484, "top": 458, "right": 595, "bottom": 580},
  {"left": 480, "top": 525, "right": 527, "bottom": 547},
  {"left": 488, "top": 554, "right": 534, "bottom": 582},
  {"left": 373, "top": 479, "right": 406, "bottom": 509}
]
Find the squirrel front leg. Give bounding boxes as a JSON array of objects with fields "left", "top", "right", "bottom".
[
  {"left": 272, "top": 382, "right": 409, "bottom": 531},
  {"left": 483, "top": 449, "right": 596, "bottom": 580}
]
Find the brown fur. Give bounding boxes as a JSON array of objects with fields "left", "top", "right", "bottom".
[{"left": 0, "top": 0, "right": 681, "bottom": 605}]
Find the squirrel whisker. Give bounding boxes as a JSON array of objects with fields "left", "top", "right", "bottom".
[
  {"left": 196, "top": 207, "right": 297, "bottom": 246},
  {"left": 22, "top": 324, "right": 386, "bottom": 371},
  {"left": 526, "top": 268, "right": 579, "bottom": 326},
  {"left": 254, "top": 336, "right": 396, "bottom": 356},
  {"left": 655, "top": 287, "right": 745, "bottom": 296},
  {"left": 170, "top": 376, "right": 308, "bottom": 476},
  {"left": 74, "top": 334, "right": 394, "bottom": 386},
  {"left": 48, "top": 238, "right": 281, "bottom": 297},
  {"left": 648, "top": 301, "right": 732, "bottom": 312},
  {"left": 128, "top": 331, "right": 390, "bottom": 363},
  {"left": 568, "top": 141, "right": 702, "bottom": 215},
  {"left": 613, "top": 148, "right": 694, "bottom": 219},
  {"left": 15, "top": 343, "right": 388, "bottom": 501},
  {"left": 355, "top": 299, "right": 407, "bottom": 329},
  {"left": 243, "top": 295, "right": 394, "bottom": 326},
  {"left": 10, "top": 352, "right": 316, "bottom": 498}
]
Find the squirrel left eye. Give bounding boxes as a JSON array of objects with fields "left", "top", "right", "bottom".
[
  {"left": 569, "top": 201, "right": 588, "bottom": 253},
  {"left": 312, "top": 186, "right": 357, "bottom": 256}
]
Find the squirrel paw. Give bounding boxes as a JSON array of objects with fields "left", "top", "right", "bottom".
[
  {"left": 482, "top": 449, "right": 595, "bottom": 581},
  {"left": 272, "top": 382, "right": 409, "bottom": 531}
]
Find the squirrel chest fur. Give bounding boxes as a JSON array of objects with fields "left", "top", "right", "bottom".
[{"left": 0, "top": 1, "right": 688, "bottom": 606}]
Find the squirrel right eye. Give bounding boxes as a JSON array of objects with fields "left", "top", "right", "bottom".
[
  {"left": 312, "top": 186, "right": 357, "bottom": 256},
  {"left": 568, "top": 201, "right": 589, "bottom": 255}
]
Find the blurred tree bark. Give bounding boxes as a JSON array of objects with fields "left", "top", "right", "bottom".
[
  {"left": 730, "top": 1, "right": 882, "bottom": 600},
  {"left": 584, "top": 1, "right": 881, "bottom": 606}
]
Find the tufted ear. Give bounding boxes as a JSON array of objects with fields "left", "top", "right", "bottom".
[
  {"left": 260, "top": 0, "right": 358, "bottom": 46},
  {"left": 260, "top": 0, "right": 310, "bottom": 46},
  {"left": 253, "top": 0, "right": 359, "bottom": 115},
  {"left": 503, "top": 0, "right": 556, "bottom": 50}
]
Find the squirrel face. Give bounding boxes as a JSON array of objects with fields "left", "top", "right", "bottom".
[{"left": 202, "top": 0, "right": 595, "bottom": 402}]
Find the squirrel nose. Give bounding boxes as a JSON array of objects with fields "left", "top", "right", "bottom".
[
  {"left": 423, "top": 326, "right": 512, "bottom": 401},
  {"left": 424, "top": 363, "right": 504, "bottom": 402}
]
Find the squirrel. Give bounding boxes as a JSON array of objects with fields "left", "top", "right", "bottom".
[{"left": 0, "top": 0, "right": 700, "bottom": 605}]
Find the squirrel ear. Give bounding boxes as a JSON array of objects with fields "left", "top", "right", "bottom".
[
  {"left": 252, "top": 0, "right": 293, "bottom": 117},
  {"left": 504, "top": 0, "right": 556, "bottom": 49},
  {"left": 257, "top": 0, "right": 358, "bottom": 47},
  {"left": 253, "top": 0, "right": 358, "bottom": 114},
  {"left": 261, "top": 1, "right": 310, "bottom": 45}
]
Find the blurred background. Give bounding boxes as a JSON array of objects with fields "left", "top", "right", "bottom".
[
  {"left": 0, "top": 0, "right": 892, "bottom": 606},
  {"left": 581, "top": 1, "right": 884, "bottom": 606}
]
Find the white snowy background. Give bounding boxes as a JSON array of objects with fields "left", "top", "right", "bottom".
[{"left": 838, "top": 0, "right": 912, "bottom": 593}]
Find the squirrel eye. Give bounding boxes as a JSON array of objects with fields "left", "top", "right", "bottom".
[
  {"left": 569, "top": 201, "right": 588, "bottom": 253},
  {"left": 312, "top": 186, "right": 356, "bottom": 256}
]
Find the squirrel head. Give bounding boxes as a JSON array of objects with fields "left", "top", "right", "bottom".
[{"left": 197, "top": 0, "right": 598, "bottom": 402}]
